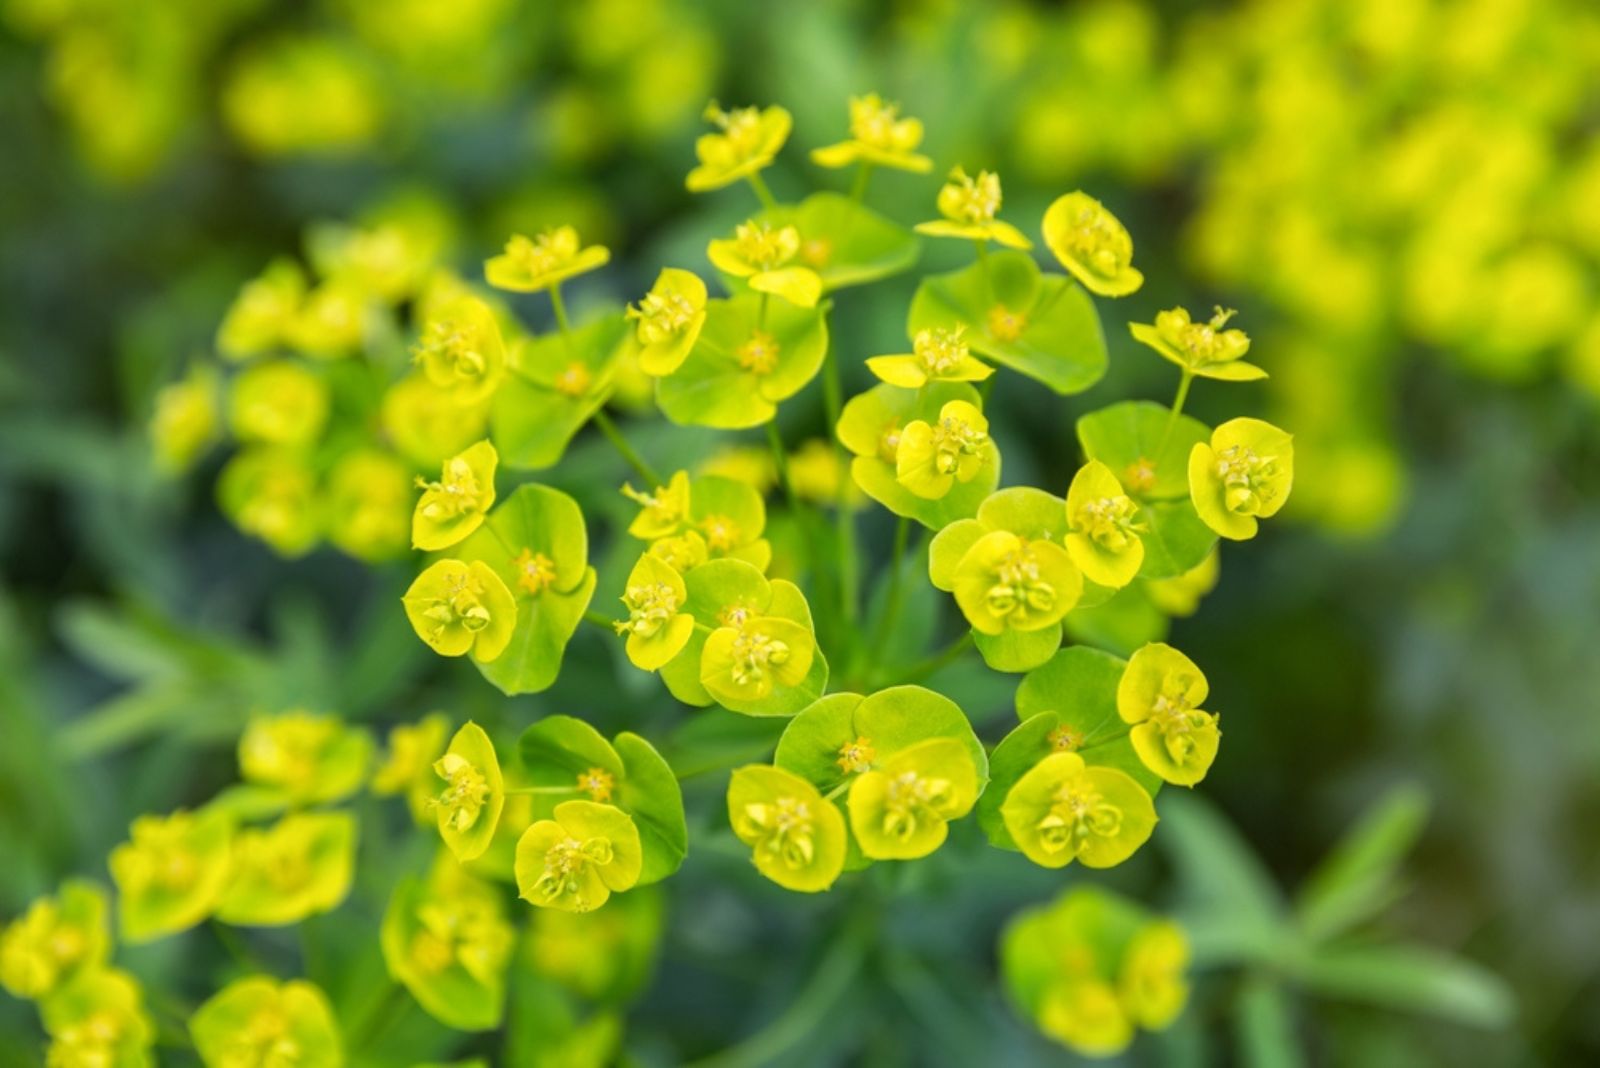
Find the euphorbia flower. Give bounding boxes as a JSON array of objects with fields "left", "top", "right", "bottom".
[
  {"left": 999, "top": 752, "right": 1156, "bottom": 868},
  {"left": 845, "top": 738, "right": 979, "bottom": 860},
  {"left": 686, "top": 102, "right": 791, "bottom": 192},
  {"left": 951, "top": 530, "right": 1080, "bottom": 636},
  {"left": 217, "top": 257, "right": 305, "bottom": 361},
  {"left": 914, "top": 167, "right": 1032, "bottom": 249},
  {"left": 1042, "top": 191, "right": 1143, "bottom": 297},
  {"left": 700, "top": 613, "right": 815, "bottom": 707},
  {"left": 613, "top": 553, "right": 694, "bottom": 671},
  {"left": 1188, "top": 417, "right": 1294, "bottom": 540},
  {"left": 1120, "top": 921, "right": 1191, "bottom": 1029},
  {"left": 727, "top": 765, "right": 847, "bottom": 892},
  {"left": 514, "top": 800, "right": 643, "bottom": 913},
  {"left": 402, "top": 559, "right": 517, "bottom": 662},
  {"left": 215, "top": 812, "right": 356, "bottom": 927},
  {"left": 40, "top": 969, "right": 154, "bottom": 1066},
  {"left": 0, "top": 881, "right": 108, "bottom": 1000},
  {"left": 429, "top": 722, "right": 505, "bottom": 862},
  {"left": 708, "top": 220, "right": 822, "bottom": 308},
  {"left": 109, "top": 808, "right": 235, "bottom": 943},
  {"left": 484, "top": 226, "right": 609, "bottom": 293},
  {"left": 1064, "top": 460, "right": 1146, "bottom": 588},
  {"left": 628, "top": 268, "right": 708, "bottom": 376},
  {"left": 229, "top": 359, "right": 329, "bottom": 447},
  {"left": 895, "top": 399, "right": 993, "bottom": 500},
  {"left": 189, "top": 977, "right": 341, "bottom": 1068},
  {"left": 866, "top": 326, "right": 993, "bottom": 388},
  {"left": 412, "top": 294, "right": 507, "bottom": 406},
  {"left": 237, "top": 709, "right": 372, "bottom": 805},
  {"left": 381, "top": 859, "right": 513, "bottom": 1032},
  {"left": 1131, "top": 306, "right": 1263, "bottom": 380},
  {"left": 371, "top": 713, "right": 451, "bottom": 824},
  {"left": 412, "top": 439, "right": 498, "bottom": 551},
  {"left": 811, "top": 93, "right": 932, "bottom": 173},
  {"left": 1117, "top": 643, "right": 1219, "bottom": 786}
]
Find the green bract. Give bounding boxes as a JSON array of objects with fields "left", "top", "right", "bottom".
[
  {"left": 324, "top": 448, "right": 412, "bottom": 562},
  {"left": 515, "top": 800, "right": 644, "bottom": 913},
  {"left": 628, "top": 268, "right": 708, "bottom": 376},
  {"left": 431, "top": 722, "right": 505, "bottom": 862},
  {"left": 109, "top": 808, "right": 235, "bottom": 943},
  {"left": 837, "top": 381, "right": 999, "bottom": 529},
  {"left": 413, "top": 294, "right": 507, "bottom": 407},
  {"left": 0, "top": 880, "right": 109, "bottom": 1000},
  {"left": 412, "top": 439, "right": 498, "bottom": 551},
  {"left": 1130, "top": 306, "right": 1263, "bottom": 381},
  {"left": 491, "top": 311, "right": 627, "bottom": 469},
  {"left": 237, "top": 709, "right": 372, "bottom": 805},
  {"left": 1065, "top": 460, "right": 1146, "bottom": 589},
  {"left": 1117, "top": 642, "right": 1219, "bottom": 786},
  {"left": 371, "top": 713, "right": 452, "bottom": 823},
  {"left": 217, "top": 446, "right": 320, "bottom": 557},
  {"left": 656, "top": 295, "right": 828, "bottom": 429},
  {"left": 707, "top": 220, "right": 822, "bottom": 308},
  {"left": 484, "top": 227, "right": 609, "bottom": 293},
  {"left": 217, "top": 257, "right": 305, "bottom": 361},
  {"left": 451, "top": 483, "right": 597, "bottom": 694},
  {"left": 227, "top": 359, "right": 329, "bottom": 447},
  {"left": 1000, "top": 751, "right": 1156, "bottom": 869},
  {"left": 1041, "top": 191, "right": 1143, "bottom": 298},
  {"left": 624, "top": 472, "right": 771, "bottom": 570},
  {"left": 402, "top": 558, "right": 518, "bottom": 663},
  {"left": 908, "top": 249, "right": 1107, "bottom": 394},
  {"left": 189, "top": 976, "right": 341, "bottom": 1068},
  {"left": 755, "top": 192, "right": 921, "bottom": 292},
  {"left": 40, "top": 968, "right": 154, "bottom": 1067},
  {"left": 866, "top": 325, "right": 993, "bottom": 388},
  {"left": 1189, "top": 417, "right": 1295, "bottom": 540},
  {"left": 895, "top": 399, "right": 995, "bottom": 501},
  {"left": 216, "top": 812, "right": 357, "bottom": 926},
  {"left": 727, "top": 765, "right": 847, "bottom": 893},
  {"left": 518, "top": 716, "right": 688, "bottom": 885},
  {"left": 614, "top": 553, "right": 694, "bottom": 670},
  {"left": 380, "top": 856, "right": 514, "bottom": 1032}
]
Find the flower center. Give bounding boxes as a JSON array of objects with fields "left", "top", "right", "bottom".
[
  {"left": 987, "top": 305, "right": 1027, "bottom": 341},
  {"left": 1074, "top": 495, "right": 1141, "bottom": 551},
  {"left": 1122, "top": 458, "right": 1157, "bottom": 494},
  {"left": 230, "top": 1006, "right": 301, "bottom": 1067},
  {"left": 628, "top": 290, "right": 696, "bottom": 345},
  {"left": 1056, "top": 203, "right": 1131, "bottom": 279},
  {"left": 416, "top": 455, "right": 485, "bottom": 521},
  {"left": 1176, "top": 307, "right": 1240, "bottom": 364},
  {"left": 739, "top": 796, "right": 816, "bottom": 870},
  {"left": 431, "top": 753, "right": 490, "bottom": 831},
  {"left": 849, "top": 94, "right": 916, "bottom": 151},
  {"left": 553, "top": 361, "right": 592, "bottom": 398},
  {"left": 1149, "top": 688, "right": 1215, "bottom": 765},
  {"left": 699, "top": 513, "right": 739, "bottom": 551},
  {"left": 941, "top": 168, "right": 1002, "bottom": 223},
  {"left": 882, "top": 769, "right": 954, "bottom": 841},
  {"left": 914, "top": 326, "right": 970, "bottom": 374},
  {"left": 514, "top": 548, "right": 558, "bottom": 595},
  {"left": 729, "top": 628, "right": 791, "bottom": 687},
  {"left": 733, "top": 222, "right": 798, "bottom": 271},
  {"left": 532, "top": 836, "right": 614, "bottom": 910},
  {"left": 877, "top": 422, "right": 903, "bottom": 464},
  {"left": 985, "top": 543, "right": 1057, "bottom": 622},
  {"left": 802, "top": 237, "right": 832, "bottom": 267},
  {"left": 415, "top": 319, "right": 486, "bottom": 382},
  {"left": 706, "top": 103, "right": 764, "bottom": 155},
  {"left": 1036, "top": 781, "right": 1123, "bottom": 854},
  {"left": 576, "top": 767, "right": 614, "bottom": 802},
  {"left": 617, "top": 580, "right": 679, "bottom": 638},
  {"left": 418, "top": 568, "right": 495, "bottom": 638},
  {"left": 1213, "top": 446, "right": 1279, "bottom": 516},
  {"left": 506, "top": 230, "right": 576, "bottom": 277},
  {"left": 737, "top": 330, "right": 781, "bottom": 374},
  {"left": 836, "top": 736, "right": 876, "bottom": 774},
  {"left": 929, "top": 412, "right": 989, "bottom": 474},
  {"left": 1048, "top": 726, "right": 1084, "bottom": 752}
]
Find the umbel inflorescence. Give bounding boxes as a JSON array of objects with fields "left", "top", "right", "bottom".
[{"left": 14, "top": 95, "right": 1294, "bottom": 1064}]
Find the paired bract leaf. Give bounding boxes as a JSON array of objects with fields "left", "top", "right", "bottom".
[
  {"left": 656, "top": 296, "right": 828, "bottom": 429},
  {"left": 216, "top": 811, "right": 357, "bottom": 926},
  {"left": 109, "top": 808, "right": 235, "bottom": 944},
  {"left": 380, "top": 857, "right": 514, "bottom": 1032},
  {"left": 727, "top": 764, "right": 848, "bottom": 893},
  {"left": 491, "top": 312, "right": 628, "bottom": 469},
  {"left": 190, "top": 977, "right": 341, "bottom": 1068},
  {"left": 759, "top": 193, "right": 921, "bottom": 292},
  {"left": 1076, "top": 400, "right": 1210, "bottom": 502}
]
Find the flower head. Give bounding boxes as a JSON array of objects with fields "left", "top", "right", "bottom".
[
  {"left": 1065, "top": 460, "right": 1146, "bottom": 588},
  {"left": 1000, "top": 752, "right": 1156, "bottom": 869},
  {"left": 217, "top": 258, "right": 305, "bottom": 360},
  {"left": 1131, "top": 306, "right": 1262, "bottom": 380},
  {"left": 216, "top": 812, "right": 356, "bottom": 927},
  {"left": 380, "top": 862, "right": 513, "bottom": 1031},
  {"left": 686, "top": 102, "right": 791, "bottom": 192},
  {"left": 429, "top": 722, "right": 506, "bottom": 862},
  {"left": 708, "top": 220, "right": 822, "bottom": 308},
  {"left": 1119, "top": 921, "right": 1190, "bottom": 1029},
  {"left": 914, "top": 167, "right": 1032, "bottom": 249},
  {"left": 108, "top": 808, "right": 235, "bottom": 943},
  {"left": 189, "top": 976, "right": 341, "bottom": 1068},
  {"left": 413, "top": 439, "right": 498, "bottom": 551},
  {"left": 700, "top": 614, "right": 816, "bottom": 707},
  {"left": 613, "top": 553, "right": 694, "bottom": 671},
  {"left": 895, "top": 399, "right": 993, "bottom": 500},
  {"left": 1188, "top": 417, "right": 1294, "bottom": 540},
  {"left": 628, "top": 268, "right": 708, "bottom": 376},
  {"left": 0, "top": 882, "right": 108, "bottom": 1001},
  {"left": 150, "top": 367, "right": 218, "bottom": 473},
  {"left": 811, "top": 93, "right": 932, "bottom": 173},
  {"left": 485, "top": 226, "right": 609, "bottom": 293},
  {"left": 325, "top": 448, "right": 412, "bottom": 562},
  {"left": 238, "top": 709, "right": 371, "bottom": 805},
  {"left": 951, "top": 530, "right": 1081, "bottom": 635},
  {"left": 845, "top": 738, "right": 979, "bottom": 860},
  {"left": 217, "top": 447, "right": 320, "bottom": 557},
  {"left": 1043, "top": 191, "right": 1142, "bottom": 297},
  {"left": 1117, "top": 643, "right": 1219, "bottom": 786},
  {"left": 866, "top": 326, "right": 993, "bottom": 388},
  {"left": 40, "top": 969, "right": 154, "bottom": 1066},
  {"left": 515, "top": 800, "right": 643, "bottom": 913},
  {"left": 402, "top": 559, "right": 518, "bottom": 662},
  {"left": 372, "top": 713, "right": 451, "bottom": 824},
  {"left": 412, "top": 294, "right": 507, "bottom": 406},
  {"left": 622, "top": 471, "right": 691, "bottom": 541},
  {"left": 728, "top": 765, "right": 847, "bottom": 892}
]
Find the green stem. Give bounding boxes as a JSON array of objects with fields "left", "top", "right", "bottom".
[
  {"left": 766, "top": 420, "right": 799, "bottom": 514},
  {"left": 351, "top": 981, "right": 408, "bottom": 1055},
  {"left": 592, "top": 408, "right": 662, "bottom": 486},
  {"left": 823, "top": 779, "right": 852, "bottom": 802},
  {"left": 822, "top": 346, "right": 858, "bottom": 623},
  {"left": 869, "top": 515, "right": 911, "bottom": 659},
  {"left": 850, "top": 161, "right": 875, "bottom": 202},
  {"left": 1157, "top": 369, "right": 1195, "bottom": 457},
  {"left": 747, "top": 171, "right": 779, "bottom": 212},
  {"left": 584, "top": 609, "right": 617, "bottom": 631},
  {"left": 894, "top": 632, "right": 974, "bottom": 686},
  {"left": 210, "top": 920, "right": 265, "bottom": 975},
  {"left": 758, "top": 291, "right": 770, "bottom": 330},
  {"left": 549, "top": 282, "right": 572, "bottom": 337}
]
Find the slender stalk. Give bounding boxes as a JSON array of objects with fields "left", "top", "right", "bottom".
[
  {"left": 747, "top": 172, "right": 779, "bottom": 212},
  {"left": 584, "top": 609, "right": 618, "bottom": 631},
  {"left": 850, "top": 161, "right": 875, "bottom": 202},
  {"left": 822, "top": 346, "right": 858, "bottom": 623},
  {"left": 893, "top": 632, "right": 974, "bottom": 686},
  {"left": 758, "top": 291, "right": 770, "bottom": 330},
  {"left": 549, "top": 282, "right": 572, "bottom": 337},
  {"left": 1157, "top": 369, "right": 1195, "bottom": 457},
  {"left": 868, "top": 515, "right": 911, "bottom": 657},
  {"left": 766, "top": 419, "right": 799, "bottom": 514},
  {"left": 592, "top": 408, "right": 662, "bottom": 486},
  {"left": 351, "top": 981, "right": 408, "bottom": 1055}
]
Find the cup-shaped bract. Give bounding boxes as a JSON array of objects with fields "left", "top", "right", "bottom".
[
  {"left": 1130, "top": 306, "right": 1262, "bottom": 381},
  {"left": 1042, "top": 191, "right": 1143, "bottom": 297},
  {"left": 895, "top": 399, "right": 994, "bottom": 501},
  {"left": 1189, "top": 417, "right": 1295, "bottom": 540},
  {"left": 412, "top": 294, "right": 507, "bottom": 407},
  {"left": 701, "top": 614, "right": 816, "bottom": 710},
  {"left": 238, "top": 709, "right": 372, "bottom": 805},
  {"left": 371, "top": 713, "right": 452, "bottom": 824},
  {"left": 727, "top": 765, "right": 847, "bottom": 893},
  {"left": 1117, "top": 643, "right": 1219, "bottom": 786},
  {"left": 403, "top": 559, "right": 518, "bottom": 662},
  {"left": 190, "top": 976, "right": 341, "bottom": 1068},
  {"left": 1065, "top": 460, "right": 1146, "bottom": 589},
  {"left": 109, "top": 808, "right": 235, "bottom": 943},
  {"left": 708, "top": 220, "right": 822, "bottom": 309},
  {"left": 382, "top": 371, "right": 490, "bottom": 470},
  {"left": 1000, "top": 752, "right": 1155, "bottom": 869},
  {"left": 686, "top": 102, "right": 791, "bottom": 192},
  {"left": 217, "top": 447, "right": 321, "bottom": 558},
  {"left": 215, "top": 812, "right": 357, "bottom": 927},
  {"left": 431, "top": 722, "right": 505, "bottom": 862},
  {"left": 515, "top": 800, "right": 644, "bottom": 913},
  {"left": 811, "top": 93, "right": 932, "bottom": 174},
  {"left": 656, "top": 295, "right": 829, "bottom": 430},
  {"left": 413, "top": 439, "right": 498, "bottom": 551},
  {"left": 324, "top": 448, "right": 412, "bottom": 562},
  {"left": 845, "top": 737, "right": 980, "bottom": 860},
  {"left": 380, "top": 858, "right": 514, "bottom": 1032},
  {"left": 0, "top": 881, "right": 109, "bottom": 1001},
  {"left": 951, "top": 530, "right": 1080, "bottom": 636},
  {"left": 40, "top": 968, "right": 154, "bottom": 1066},
  {"left": 615, "top": 553, "right": 694, "bottom": 671},
  {"left": 484, "top": 226, "right": 609, "bottom": 293},
  {"left": 629, "top": 268, "right": 708, "bottom": 376},
  {"left": 227, "top": 360, "right": 329, "bottom": 447},
  {"left": 218, "top": 257, "right": 305, "bottom": 361}
]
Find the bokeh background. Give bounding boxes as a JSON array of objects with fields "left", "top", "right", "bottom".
[{"left": 2, "top": 0, "right": 1598, "bottom": 1064}]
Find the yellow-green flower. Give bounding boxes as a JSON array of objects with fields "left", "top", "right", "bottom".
[
  {"left": 324, "top": 448, "right": 412, "bottom": 562},
  {"left": 896, "top": 399, "right": 992, "bottom": 500},
  {"left": 701, "top": 614, "right": 815, "bottom": 707},
  {"left": 1130, "top": 306, "right": 1263, "bottom": 380},
  {"left": 1042, "top": 191, "right": 1143, "bottom": 297},
  {"left": 217, "top": 258, "right": 305, "bottom": 360},
  {"left": 484, "top": 227, "right": 609, "bottom": 293},
  {"left": 728, "top": 765, "right": 847, "bottom": 893},
  {"left": 811, "top": 93, "right": 932, "bottom": 173},
  {"left": 686, "top": 102, "right": 791, "bottom": 192},
  {"left": 789, "top": 438, "right": 867, "bottom": 511},
  {"left": 914, "top": 167, "right": 1031, "bottom": 249},
  {"left": 628, "top": 268, "right": 708, "bottom": 376},
  {"left": 381, "top": 372, "right": 489, "bottom": 469},
  {"left": 1039, "top": 979, "right": 1134, "bottom": 1057},
  {"left": 613, "top": 553, "right": 694, "bottom": 671},
  {"left": 108, "top": 808, "right": 235, "bottom": 943},
  {"left": 1189, "top": 417, "right": 1294, "bottom": 540},
  {"left": 412, "top": 294, "right": 507, "bottom": 407},
  {"left": 1119, "top": 920, "right": 1190, "bottom": 1029},
  {"left": 845, "top": 738, "right": 979, "bottom": 860},
  {"left": 216, "top": 812, "right": 356, "bottom": 927},
  {"left": 40, "top": 968, "right": 154, "bottom": 1067},
  {"left": 238, "top": 709, "right": 372, "bottom": 805},
  {"left": 412, "top": 439, "right": 498, "bottom": 551},
  {"left": 708, "top": 220, "right": 822, "bottom": 308},
  {"left": 430, "top": 722, "right": 505, "bottom": 862},
  {"left": 0, "top": 881, "right": 108, "bottom": 1000},
  {"left": 866, "top": 326, "right": 993, "bottom": 388},
  {"left": 287, "top": 277, "right": 369, "bottom": 359},
  {"left": 1065, "top": 460, "right": 1146, "bottom": 588},
  {"left": 622, "top": 470, "right": 691, "bottom": 541},
  {"left": 228, "top": 359, "right": 328, "bottom": 448},
  {"left": 1000, "top": 752, "right": 1155, "bottom": 869},
  {"left": 515, "top": 800, "right": 643, "bottom": 913},
  {"left": 951, "top": 530, "right": 1080, "bottom": 635},
  {"left": 189, "top": 976, "right": 341, "bottom": 1068},
  {"left": 149, "top": 367, "right": 218, "bottom": 473},
  {"left": 372, "top": 712, "right": 451, "bottom": 824},
  {"left": 381, "top": 858, "right": 513, "bottom": 1032},
  {"left": 1117, "top": 643, "right": 1218, "bottom": 786},
  {"left": 402, "top": 559, "right": 517, "bottom": 662},
  {"left": 217, "top": 448, "right": 320, "bottom": 557}
]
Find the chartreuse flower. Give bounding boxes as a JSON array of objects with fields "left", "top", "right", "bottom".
[
  {"left": 324, "top": 448, "right": 412, "bottom": 562},
  {"left": 403, "top": 559, "right": 518, "bottom": 663},
  {"left": 1075, "top": 399, "right": 1211, "bottom": 503},
  {"left": 218, "top": 258, "right": 305, "bottom": 360},
  {"left": 915, "top": 167, "right": 1032, "bottom": 249},
  {"left": 515, "top": 800, "right": 643, "bottom": 913},
  {"left": 218, "top": 447, "right": 320, "bottom": 557},
  {"left": 0, "top": 881, "right": 108, "bottom": 1000},
  {"left": 896, "top": 399, "right": 994, "bottom": 500},
  {"left": 1000, "top": 752, "right": 1155, "bottom": 868},
  {"left": 381, "top": 372, "right": 489, "bottom": 470},
  {"left": 1120, "top": 920, "right": 1190, "bottom": 1029},
  {"left": 412, "top": 439, "right": 498, "bottom": 551},
  {"left": 789, "top": 438, "right": 868, "bottom": 512},
  {"left": 238, "top": 710, "right": 372, "bottom": 805},
  {"left": 381, "top": 855, "right": 513, "bottom": 1032},
  {"left": 866, "top": 326, "right": 993, "bottom": 388},
  {"left": 372, "top": 713, "right": 451, "bottom": 823},
  {"left": 935, "top": 493, "right": 1080, "bottom": 637},
  {"left": 190, "top": 976, "right": 340, "bottom": 1067},
  {"left": 702, "top": 612, "right": 815, "bottom": 710},
  {"left": 484, "top": 227, "right": 609, "bottom": 293},
  {"left": 1065, "top": 460, "right": 1146, "bottom": 588},
  {"left": 1042, "top": 191, "right": 1143, "bottom": 297},
  {"left": 628, "top": 268, "right": 708, "bottom": 375},
  {"left": 622, "top": 470, "right": 772, "bottom": 570},
  {"left": 614, "top": 553, "right": 694, "bottom": 671},
  {"left": 429, "top": 722, "right": 505, "bottom": 862},
  {"left": 686, "top": 102, "right": 791, "bottom": 193},
  {"left": 811, "top": 93, "right": 932, "bottom": 174},
  {"left": 656, "top": 295, "right": 828, "bottom": 429},
  {"left": 838, "top": 382, "right": 999, "bottom": 529},
  {"left": 528, "top": 886, "right": 664, "bottom": 1003},
  {"left": 412, "top": 294, "right": 507, "bottom": 407},
  {"left": 708, "top": 220, "right": 822, "bottom": 309},
  {"left": 287, "top": 275, "right": 370, "bottom": 359},
  {"left": 39, "top": 968, "right": 154, "bottom": 1067},
  {"left": 1117, "top": 643, "right": 1219, "bottom": 786},
  {"left": 109, "top": 808, "right": 235, "bottom": 943},
  {"left": 1130, "top": 306, "right": 1263, "bottom": 380},
  {"left": 150, "top": 366, "right": 218, "bottom": 473},
  {"left": 216, "top": 812, "right": 356, "bottom": 926},
  {"left": 451, "top": 484, "right": 598, "bottom": 694},
  {"left": 727, "top": 765, "right": 847, "bottom": 892},
  {"left": 492, "top": 308, "right": 628, "bottom": 469},
  {"left": 1189, "top": 417, "right": 1294, "bottom": 540},
  {"left": 761, "top": 193, "right": 922, "bottom": 291}
]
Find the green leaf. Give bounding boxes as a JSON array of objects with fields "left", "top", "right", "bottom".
[
  {"left": 1076, "top": 400, "right": 1210, "bottom": 500},
  {"left": 1138, "top": 500, "right": 1219, "bottom": 580},
  {"left": 774, "top": 686, "right": 988, "bottom": 794},
  {"left": 1158, "top": 793, "right": 1286, "bottom": 963},
  {"left": 1015, "top": 646, "right": 1127, "bottom": 732},
  {"left": 1235, "top": 975, "right": 1305, "bottom": 1068},
  {"left": 908, "top": 250, "right": 1107, "bottom": 394},
  {"left": 977, "top": 486, "right": 1068, "bottom": 541},
  {"left": 972, "top": 625, "right": 1059, "bottom": 673},
  {"left": 927, "top": 519, "right": 984, "bottom": 591},
  {"left": 785, "top": 192, "right": 921, "bottom": 291},
  {"left": 1064, "top": 583, "right": 1169, "bottom": 656},
  {"left": 838, "top": 382, "right": 997, "bottom": 530},
  {"left": 1296, "top": 944, "right": 1514, "bottom": 1028},
  {"left": 1295, "top": 785, "right": 1430, "bottom": 943},
  {"left": 491, "top": 315, "right": 628, "bottom": 469},
  {"left": 656, "top": 296, "right": 828, "bottom": 429},
  {"left": 614, "top": 733, "right": 689, "bottom": 885}
]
